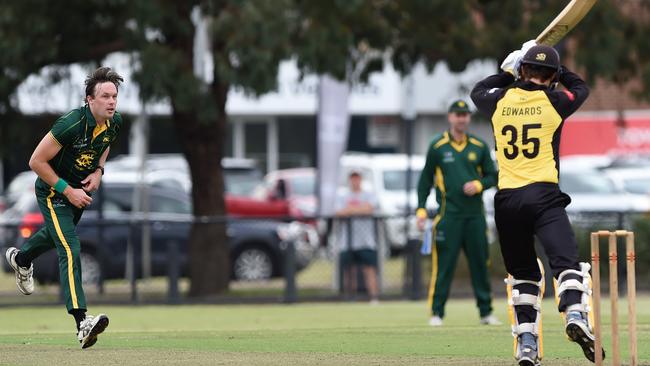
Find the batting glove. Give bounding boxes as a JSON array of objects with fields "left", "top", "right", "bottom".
[
  {"left": 501, "top": 49, "right": 523, "bottom": 78},
  {"left": 520, "top": 39, "right": 537, "bottom": 54}
]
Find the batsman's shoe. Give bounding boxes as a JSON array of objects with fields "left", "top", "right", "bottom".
[
  {"left": 5, "top": 247, "right": 34, "bottom": 295},
  {"left": 565, "top": 311, "right": 604, "bottom": 362},
  {"left": 516, "top": 332, "right": 540, "bottom": 366},
  {"left": 428, "top": 315, "right": 443, "bottom": 327},
  {"left": 479, "top": 314, "right": 502, "bottom": 326},
  {"left": 78, "top": 314, "right": 109, "bottom": 349}
]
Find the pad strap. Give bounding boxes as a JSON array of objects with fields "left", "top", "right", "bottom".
[
  {"left": 566, "top": 303, "right": 590, "bottom": 313},
  {"left": 511, "top": 293, "right": 540, "bottom": 308},
  {"left": 514, "top": 322, "right": 537, "bottom": 335},
  {"left": 557, "top": 279, "right": 590, "bottom": 295},
  {"left": 504, "top": 278, "right": 541, "bottom": 287}
]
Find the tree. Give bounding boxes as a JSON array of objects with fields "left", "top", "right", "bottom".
[
  {"left": 0, "top": 0, "right": 130, "bottom": 156},
  {"left": 472, "top": 0, "right": 650, "bottom": 94},
  {"left": 2, "top": 0, "right": 650, "bottom": 296},
  {"left": 128, "top": 0, "right": 487, "bottom": 295}
]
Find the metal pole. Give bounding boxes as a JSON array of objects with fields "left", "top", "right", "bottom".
[
  {"left": 127, "top": 222, "right": 138, "bottom": 303},
  {"left": 411, "top": 239, "right": 422, "bottom": 300},
  {"left": 167, "top": 239, "right": 180, "bottom": 304},
  {"left": 374, "top": 217, "right": 383, "bottom": 297},
  {"left": 283, "top": 240, "right": 297, "bottom": 303}
]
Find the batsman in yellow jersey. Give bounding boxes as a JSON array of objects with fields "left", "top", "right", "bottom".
[{"left": 471, "top": 42, "right": 602, "bottom": 366}]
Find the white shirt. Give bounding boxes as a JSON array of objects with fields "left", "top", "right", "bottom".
[{"left": 335, "top": 189, "right": 378, "bottom": 251}]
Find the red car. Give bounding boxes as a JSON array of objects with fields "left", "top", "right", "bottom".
[{"left": 226, "top": 168, "right": 317, "bottom": 219}]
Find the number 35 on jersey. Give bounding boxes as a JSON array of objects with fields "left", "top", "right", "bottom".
[{"left": 492, "top": 89, "right": 563, "bottom": 189}]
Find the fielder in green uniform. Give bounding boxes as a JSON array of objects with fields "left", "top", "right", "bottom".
[
  {"left": 5, "top": 67, "right": 123, "bottom": 349},
  {"left": 416, "top": 100, "right": 500, "bottom": 327}
]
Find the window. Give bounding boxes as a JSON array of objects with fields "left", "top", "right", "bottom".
[
  {"left": 623, "top": 178, "right": 650, "bottom": 194},
  {"left": 560, "top": 172, "right": 618, "bottom": 194},
  {"left": 288, "top": 175, "right": 316, "bottom": 197},
  {"left": 383, "top": 170, "right": 421, "bottom": 191},
  {"left": 225, "top": 168, "right": 263, "bottom": 196},
  {"left": 150, "top": 194, "right": 191, "bottom": 214}
]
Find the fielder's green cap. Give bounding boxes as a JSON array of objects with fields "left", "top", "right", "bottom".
[{"left": 448, "top": 99, "right": 471, "bottom": 114}]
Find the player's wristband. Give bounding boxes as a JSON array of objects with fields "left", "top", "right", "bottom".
[
  {"left": 416, "top": 208, "right": 428, "bottom": 219},
  {"left": 472, "top": 180, "right": 484, "bottom": 193},
  {"left": 96, "top": 165, "right": 105, "bottom": 175},
  {"left": 53, "top": 178, "right": 68, "bottom": 194}
]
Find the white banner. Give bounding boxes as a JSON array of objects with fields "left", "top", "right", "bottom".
[{"left": 317, "top": 75, "right": 350, "bottom": 216}]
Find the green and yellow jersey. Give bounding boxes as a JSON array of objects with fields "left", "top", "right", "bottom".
[
  {"left": 416, "top": 131, "right": 497, "bottom": 218},
  {"left": 38, "top": 105, "right": 122, "bottom": 190},
  {"left": 470, "top": 68, "right": 589, "bottom": 190}
]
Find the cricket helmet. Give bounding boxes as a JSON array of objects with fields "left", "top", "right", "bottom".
[{"left": 520, "top": 45, "right": 560, "bottom": 71}]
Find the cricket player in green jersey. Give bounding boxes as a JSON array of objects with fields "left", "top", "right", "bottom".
[
  {"left": 416, "top": 100, "right": 500, "bottom": 327},
  {"left": 5, "top": 67, "right": 123, "bottom": 349}
]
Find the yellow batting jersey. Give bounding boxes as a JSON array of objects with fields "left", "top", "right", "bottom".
[
  {"left": 470, "top": 68, "right": 590, "bottom": 190},
  {"left": 492, "top": 88, "right": 562, "bottom": 188}
]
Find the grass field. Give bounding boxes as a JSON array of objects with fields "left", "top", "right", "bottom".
[{"left": 0, "top": 297, "right": 648, "bottom": 366}]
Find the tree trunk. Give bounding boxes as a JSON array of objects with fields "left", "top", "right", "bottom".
[{"left": 173, "top": 106, "right": 229, "bottom": 296}]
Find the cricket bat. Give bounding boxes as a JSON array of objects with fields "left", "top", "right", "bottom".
[{"left": 536, "top": 0, "right": 597, "bottom": 46}]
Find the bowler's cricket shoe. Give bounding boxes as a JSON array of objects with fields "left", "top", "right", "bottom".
[
  {"left": 428, "top": 315, "right": 443, "bottom": 327},
  {"left": 5, "top": 247, "right": 34, "bottom": 295},
  {"left": 565, "top": 311, "right": 605, "bottom": 362},
  {"left": 516, "top": 332, "right": 540, "bottom": 366},
  {"left": 479, "top": 313, "right": 502, "bottom": 326},
  {"left": 78, "top": 314, "right": 109, "bottom": 349}
]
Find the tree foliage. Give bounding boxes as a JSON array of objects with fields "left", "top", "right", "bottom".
[{"left": 1, "top": 0, "right": 650, "bottom": 295}]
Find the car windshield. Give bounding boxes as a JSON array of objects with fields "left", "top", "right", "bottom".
[
  {"left": 225, "top": 169, "right": 263, "bottom": 196},
  {"left": 383, "top": 170, "right": 421, "bottom": 191},
  {"left": 622, "top": 178, "right": 650, "bottom": 194},
  {"left": 288, "top": 175, "right": 315, "bottom": 197},
  {"left": 560, "top": 171, "right": 618, "bottom": 194},
  {"left": 5, "top": 172, "right": 36, "bottom": 203}
]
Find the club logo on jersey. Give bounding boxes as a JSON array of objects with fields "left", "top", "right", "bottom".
[
  {"left": 442, "top": 151, "right": 455, "bottom": 163},
  {"left": 458, "top": 101, "right": 466, "bottom": 107},
  {"left": 468, "top": 152, "right": 477, "bottom": 161},
  {"left": 535, "top": 53, "right": 547, "bottom": 61},
  {"left": 102, "top": 136, "right": 111, "bottom": 143},
  {"left": 73, "top": 137, "right": 89, "bottom": 149},
  {"left": 75, "top": 150, "right": 96, "bottom": 170}
]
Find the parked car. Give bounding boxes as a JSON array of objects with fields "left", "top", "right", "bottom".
[
  {"left": 0, "top": 182, "right": 319, "bottom": 283},
  {"left": 0, "top": 170, "right": 37, "bottom": 213},
  {"left": 106, "top": 154, "right": 263, "bottom": 196},
  {"left": 249, "top": 168, "right": 317, "bottom": 218},
  {"left": 106, "top": 154, "right": 314, "bottom": 220},
  {"left": 602, "top": 167, "right": 650, "bottom": 195},
  {"left": 558, "top": 168, "right": 650, "bottom": 228},
  {"left": 559, "top": 169, "right": 650, "bottom": 212}
]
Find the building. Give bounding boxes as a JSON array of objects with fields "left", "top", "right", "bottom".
[{"left": 13, "top": 53, "right": 498, "bottom": 176}]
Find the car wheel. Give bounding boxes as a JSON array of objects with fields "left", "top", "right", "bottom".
[
  {"left": 233, "top": 246, "right": 273, "bottom": 281},
  {"left": 80, "top": 252, "right": 102, "bottom": 286}
]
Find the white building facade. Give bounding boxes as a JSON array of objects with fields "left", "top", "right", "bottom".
[{"left": 16, "top": 53, "right": 498, "bottom": 172}]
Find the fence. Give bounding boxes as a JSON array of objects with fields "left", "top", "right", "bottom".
[
  {"left": 0, "top": 211, "right": 648, "bottom": 307},
  {"left": 0, "top": 213, "right": 424, "bottom": 306}
]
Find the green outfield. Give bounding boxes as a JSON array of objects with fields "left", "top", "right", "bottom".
[{"left": 0, "top": 297, "right": 647, "bottom": 366}]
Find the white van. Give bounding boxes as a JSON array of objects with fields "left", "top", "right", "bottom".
[{"left": 339, "top": 153, "right": 437, "bottom": 250}]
